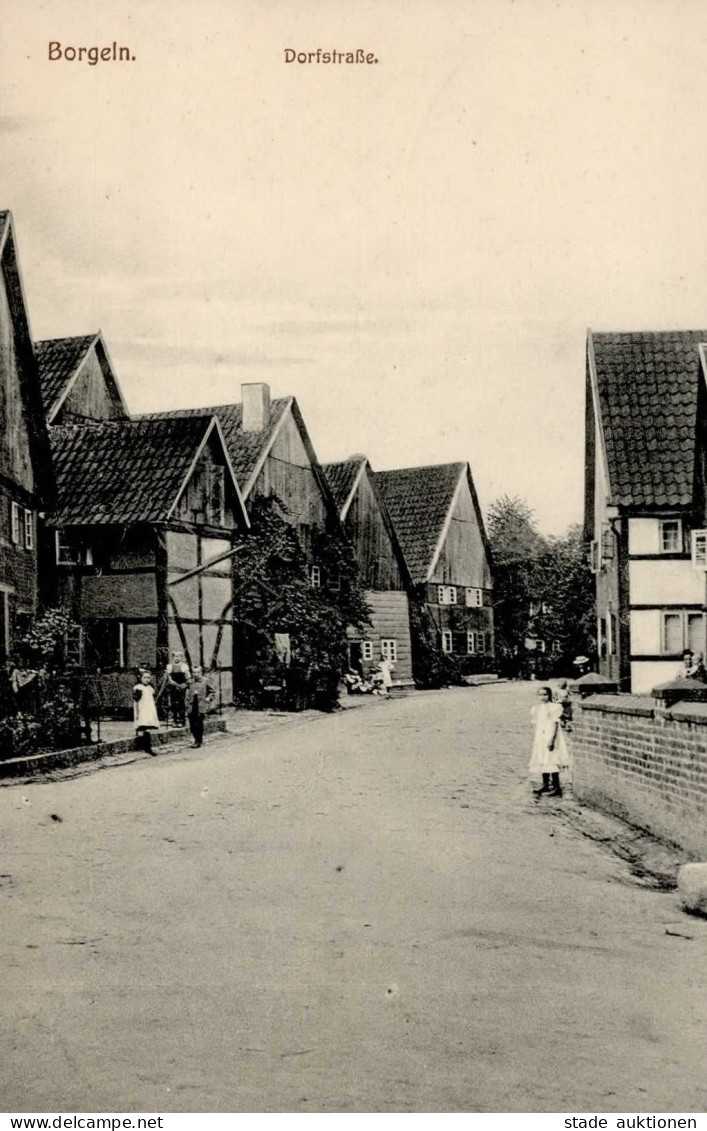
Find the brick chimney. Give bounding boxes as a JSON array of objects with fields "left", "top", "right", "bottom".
[{"left": 241, "top": 382, "right": 271, "bottom": 432}]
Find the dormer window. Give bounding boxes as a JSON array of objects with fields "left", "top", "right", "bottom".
[{"left": 660, "top": 519, "right": 682, "bottom": 553}]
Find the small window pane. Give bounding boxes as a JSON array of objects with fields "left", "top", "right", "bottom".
[
  {"left": 467, "top": 631, "right": 475, "bottom": 654},
  {"left": 660, "top": 521, "right": 681, "bottom": 552},
  {"left": 663, "top": 613, "right": 683, "bottom": 654},
  {"left": 687, "top": 614, "right": 705, "bottom": 655},
  {"left": 448, "top": 587, "right": 457, "bottom": 605},
  {"left": 381, "top": 639, "right": 397, "bottom": 663}
]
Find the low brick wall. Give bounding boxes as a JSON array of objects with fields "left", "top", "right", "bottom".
[
  {"left": 0, "top": 717, "right": 227, "bottom": 780},
  {"left": 570, "top": 695, "right": 707, "bottom": 858}
]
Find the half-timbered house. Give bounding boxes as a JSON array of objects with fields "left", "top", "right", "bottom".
[
  {"left": 323, "top": 456, "right": 414, "bottom": 685},
  {"left": 0, "top": 210, "right": 54, "bottom": 662},
  {"left": 585, "top": 329, "right": 707, "bottom": 693},
  {"left": 43, "top": 414, "right": 248, "bottom": 712},
  {"left": 376, "top": 462, "right": 494, "bottom": 670}
]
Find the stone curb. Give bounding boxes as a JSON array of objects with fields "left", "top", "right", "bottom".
[{"left": 0, "top": 717, "right": 227, "bottom": 780}]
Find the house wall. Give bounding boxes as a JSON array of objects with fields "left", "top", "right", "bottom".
[
  {"left": 429, "top": 478, "right": 492, "bottom": 589},
  {"left": 569, "top": 695, "right": 707, "bottom": 858},
  {"left": 591, "top": 412, "right": 622, "bottom": 684},
  {"left": 56, "top": 345, "right": 126, "bottom": 423},
  {"left": 348, "top": 590, "right": 413, "bottom": 684},
  {"left": 424, "top": 477, "right": 495, "bottom": 662},
  {"left": 0, "top": 261, "right": 39, "bottom": 655},
  {"left": 344, "top": 470, "right": 404, "bottom": 591},
  {"left": 166, "top": 530, "right": 234, "bottom": 705},
  {"left": 250, "top": 411, "right": 328, "bottom": 547},
  {"left": 626, "top": 516, "right": 706, "bottom": 694}
]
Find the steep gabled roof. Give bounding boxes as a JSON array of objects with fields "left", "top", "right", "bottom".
[
  {"left": 376, "top": 462, "right": 467, "bottom": 584},
  {"left": 589, "top": 330, "right": 707, "bottom": 509},
  {"left": 322, "top": 457, "right": 366, "bottom": 514},
  {"left": 324, "top": 456, "right": 415, "bottom": 589},
  {"left": 138, "top": 397, "right": 292, "bottom": 493},
  {"left": 34, "top": 331, "right": 129, "bottom": 423},
  {"left": 49, "top": 416, "right": 248, "bottom": 527},
  {"left": 35, "top": 335, "right": 96, "bottom": 415},
  {"left": 0, "top": 210, "right": 55, "bottom": 505}
]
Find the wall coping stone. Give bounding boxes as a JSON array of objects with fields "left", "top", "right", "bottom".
[{"left": 578, "top": 694, "right": 654, "bottom": 718}]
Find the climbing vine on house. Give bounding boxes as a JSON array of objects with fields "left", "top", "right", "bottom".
[
  {"left": 0, "top": 605, "right": 83, "bottom": 759},
  {"left": 231, "top": 495, "right": 371, "bottom": 711}
]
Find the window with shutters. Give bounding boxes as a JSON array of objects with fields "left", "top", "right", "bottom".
[
  {"left": 437, "top": 585, "right": 456, "bottom": 605},
  {"left": 10, "top": 502, "right": 21, "bottom": 545},
  {"left": 465, "top": 587, "right": 483, "bottom": 607},
  {"left": 441, "top": 630, "right": 453, "bottom": 653},
  {"left": 660, "top": 611, "right": 705, "bottom": 655},
  {"left": 692, "top": 529, "right": 707, "bottom": 569}
]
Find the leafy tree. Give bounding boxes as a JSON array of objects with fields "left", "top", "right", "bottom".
[{"left": 487, "top": 497, "right": 595, "bottom": 677}]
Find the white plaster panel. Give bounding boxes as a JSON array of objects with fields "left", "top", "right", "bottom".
[
  {"left": 629, "top": 559, "right": 705, "bottom": 605},
  {"left": 631, "top": 660, "right": 681, "bottom": 695},
  {"left": 628, "top": 518, "right": 660, "bottom": 555},
  {"left": 630, "top": 610, "right": 661, "bottom": 655}
]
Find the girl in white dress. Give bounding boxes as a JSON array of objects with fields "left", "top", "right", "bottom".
[
  {"left": 133, "top": 670, "right": 160, "bottom": 754},
  {"left": 529, "top": 686, "right": 570, "bottom": 798}
]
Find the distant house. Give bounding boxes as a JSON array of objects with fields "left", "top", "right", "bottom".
[
  {"left": 0, "top": 211, "right": 54, "bottom": 661},
  {"left": 585, "top": 329, "right": 707, "bottom": 693},
  {"left": 43, "top": 414, "right": 248, "bottom": 711},
  {"left": 376, "top": 463, "right": 494, "bottom": 671},
  {"left": 323, "top": 456, "right": 414, "bottom": 685}
]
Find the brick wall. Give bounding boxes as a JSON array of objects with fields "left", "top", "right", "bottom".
[{"left": 570, "top": 695, "right": 707, "bottom": 858}]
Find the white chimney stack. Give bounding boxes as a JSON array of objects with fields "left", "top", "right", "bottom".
[{"left": 241, "top": 382, "right": 271, "bottom": 432}]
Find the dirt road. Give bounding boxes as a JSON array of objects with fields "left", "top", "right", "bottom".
[{"left": 2, "top": 682, "right": 706, "bottom": 1112}]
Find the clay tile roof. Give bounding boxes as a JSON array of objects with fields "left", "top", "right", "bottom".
[
  {"left": 49, "top": 416, "right": 215, "bottom": 525},
  {"left": 35, "top": 335, "right": 96, "bottom": 415},
  {"left": 375, "top": 462, "right": 464, "bottom": 583},
  {"left": 592, "top": 330, "right": 707, "bottom": 508},
  {"left": 137, "top": 398, "right": 291, "bottom": 488},
  {"left": 322, "top": 458, "right": 365, "bottom": 511}
]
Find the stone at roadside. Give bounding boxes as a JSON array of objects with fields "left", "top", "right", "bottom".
[{"left": 677, "top": 862, "right": 707, "bottom": 916}]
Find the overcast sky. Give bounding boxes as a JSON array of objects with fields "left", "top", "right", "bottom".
[{"left": 3, "top": 0, "right": 707, "bottom": 534}]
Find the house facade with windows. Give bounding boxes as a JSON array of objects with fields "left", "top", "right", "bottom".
[
  {"left": 585, "top": 329, "right": 707, "bottom": 694},
  {"left": 323, "top": 456, "right": 414, "bottom": 685},
  {"left": 42, "top": 414, "right": 248, "bottom": 711},
  {"left": 376, "top": 462, "right": 494, "bottom": 672},
  {"left": 0, "top": 211, "right": 54, "bottom": 663}
]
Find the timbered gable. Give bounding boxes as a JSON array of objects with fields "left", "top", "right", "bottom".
[
  {"left": 323, "top": 456, "right": 408, "bottom": 592},
  {"left": 36, "top": 332, "right": 128, "bottom": 424}
]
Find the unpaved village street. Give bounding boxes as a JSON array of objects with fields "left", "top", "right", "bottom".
[{"left": 2, "top": 682, "right": 706, "bottom": 1113}]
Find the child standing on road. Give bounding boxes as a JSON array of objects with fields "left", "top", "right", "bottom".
[{"left": 529, "top": 686, "right": 570, "bottom": 798}]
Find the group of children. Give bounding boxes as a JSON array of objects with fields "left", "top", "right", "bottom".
[{"left": 133, "top": 652, "right": 215, "bottom": 755}]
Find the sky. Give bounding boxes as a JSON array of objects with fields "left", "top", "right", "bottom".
[{"left": 3, "top": 0, "right": 707, "bottom": 534}]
